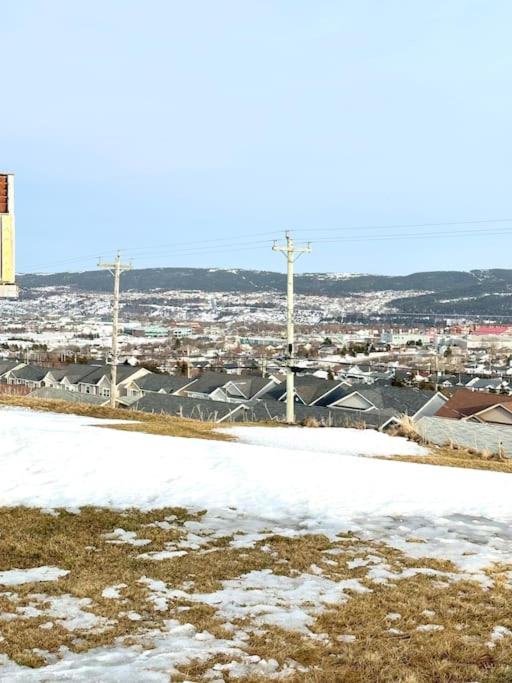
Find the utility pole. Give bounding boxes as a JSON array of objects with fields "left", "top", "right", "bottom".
[
  {"left": 273, "top": 232, "right": 311, "bottom": 423},
  {"left": 98, "top": 251, "right": 132, "bottom": 408}
]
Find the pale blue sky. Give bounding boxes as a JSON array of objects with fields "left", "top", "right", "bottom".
[{"left": 2, "top": 1, "right": 512, "bottom": 275}]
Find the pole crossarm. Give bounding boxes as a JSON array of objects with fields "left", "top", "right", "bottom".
[
  {"left": 272, "top": 232, "right": 311, "bottom": 424},
  {"left": 98, "top": 251, "right": 132, "bottom": 408}
]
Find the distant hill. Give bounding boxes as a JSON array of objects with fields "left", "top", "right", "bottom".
[{"left": 17, "top": 267, "right": 512, "bottom": 315}]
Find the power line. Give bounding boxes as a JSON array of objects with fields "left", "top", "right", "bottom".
[
  {"left": 119, "top": 231, "right": 280, "bottom": 254},
  {"left": 118, "top": 217, "right": 512, "bottom": 256},
  {"left": 21, "top": 239, "right": 275, "bottom": 272},
  {"left": 18, "top": 217, "right": 512, "bottom": 273},
  {"left": 119, "top": 240, "right": 274, "bottom": 260},
  {"left": 292, "top": 217, "right": 512, "bottom": 234},
  {"left": 308, "top": 226, "right": 512, "bottom": 245}
]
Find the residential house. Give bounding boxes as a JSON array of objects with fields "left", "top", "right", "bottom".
[
  {"left": 0, "top": 360, "right": 26, "bottom": 381},
  {"left": 341, "top": 364, "right": 394, "bottom": 385},
  {"left": 323, "top": 385, "right": 447, "bottom": 420},
  {"left": 6, "top": 365, "right": 50, "bottom": 390},
  {"left": 130, "top": 392, "right": 398, "bottom": 430},
  {"left": 126, "top": 373, "right": 197, "bottom": 399},
  {"left": 0, "top": 360, "right": 26, "bottom": 380},
  {"left": 435, "top": 389, "right": 512, "bottom": 425},
  {"left": 209, "top": 376, "right": 277, "bottom": 403},
  {"left": 76, "top": 364, "right": 150, "bottom": 398},
  {"left": 178, "top": 371, "right": 276, "bottom": 403},
  {"left": 240, "top": 398, "right": 399, "bottom": 430},
  {"left": 465, "top": 377, "right": 509, "bottom": 393},
  {"left": 263, "top": 376, "right": 352, "bottom": 406},
  {"left": 45, "top": 364, "right": 101, "bottom": 392}
]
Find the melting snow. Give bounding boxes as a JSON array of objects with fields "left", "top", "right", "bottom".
[
  {"left": 191, "top": 569, "right": 370, "bottom": 633},
  {"left": 0, "top": 567, "right": 68, "bottom": 586},
  {"left": 223, "top": 425, "right": 427, "bottom": 457},
  {"left": 1, "top": 408, "right": 512, "bottom": 679}
]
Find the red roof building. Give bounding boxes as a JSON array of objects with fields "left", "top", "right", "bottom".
[{"left": 472, "top": 325, "right": 512, "bottom": 336}]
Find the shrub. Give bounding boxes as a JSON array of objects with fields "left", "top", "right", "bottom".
[{"left": 301, "top": 416, "right": 320, "bottom": 428}]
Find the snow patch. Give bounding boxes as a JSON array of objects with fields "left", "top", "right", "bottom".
[
  {"left": 0, "top": 567, "right": 68, "bottom": 586},
  {"left": 191, "top": 569, "right": 370, "bottom": 633}
]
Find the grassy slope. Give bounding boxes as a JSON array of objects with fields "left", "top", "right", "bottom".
[
  {"left": 383, "top": 446, "right": 512, "bottom": 474},
  {"left": 1, "top": 398, "right": 512, "bottom": 679},
  {"left": 3, "top": 394, "right": 511, "bottom": 473},
  {"left": 0, "top": 395, "right": 232, "bottom": 441},
  {"left": 0, "top": 507, "right": 511, "bottom": 681}
]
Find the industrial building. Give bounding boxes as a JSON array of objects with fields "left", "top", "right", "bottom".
[{"left": 0, "top": 173, "right": 17, "bottom": 297}]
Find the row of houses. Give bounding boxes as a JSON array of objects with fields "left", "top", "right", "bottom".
[
  {"left": 396, "top": 368, "right": 512, "bottom": 393},
  {"left": 5, "top": 358, "right": 512, "bottom": 431},
  {"left": 0, "top": 360, "right": 448, "bottom": 429},
  {"left": 0, "top": 360, "right": 149, "bottom": 398}
]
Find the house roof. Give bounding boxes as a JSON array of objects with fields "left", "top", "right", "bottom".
[
  {"left": 0, "top": 360, "right": 24, "bottom": 376},
  {"left": 473, "top": 325, "right": 511, "bottom": 336},
  {"left": 223, "top": 376, "right": 274, "bottom": 400},
  {"left": 436, "top": 388, "right": 512, "bottom": 420},
  {"left": 430, "top": 372, "right": 475, "bottom": 387},
  {"left": 467, "top": 377, "right": 507, "bottom": 390},
  {"left": 132, "top": 393, "right": 242, "bottom": 422},
  {"left": 264, "top": 376, "right": 348, "bottom": 406},
  {"left": 132, "top": 392, "right": 397, "bottom": 429},
  {"left": 329, "top": 385, "right": 438, "bottom": 415},
  {"left": 240, "top": 398, "right": 397, "bottom": 429},
  {"left": 50, "top": 364, "right": 97, "bottom": 383},
  {"left": 134, "top": 373, "right": 196, "bottom": 394},
  {"left": 78, "top": 364, "right": 144, "bottom": 385},
  {"left": 184, "top": 372, "right": 234, "bottom": 395},
  {"left": 10, "top": 365, "right": 49, "bottom": 382},
  {"left": 314, "top": 384, "right": 356, "bottom": 407}
]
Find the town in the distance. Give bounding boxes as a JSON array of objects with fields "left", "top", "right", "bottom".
[
  {"left": 2, "top": 173, "right": 512, "bottom": 434},
  {"left": 3, "top": 5, "right": 512, "bottom": 680}
]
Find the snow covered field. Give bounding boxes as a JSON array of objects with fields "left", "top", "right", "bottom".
[
  {"left": 1, "top": 408, "right": 511, "bottom": 570},
  {"left": 1, "top": 407, "right": 512, "bottom": 681}
]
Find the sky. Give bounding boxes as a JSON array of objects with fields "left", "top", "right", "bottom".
[{"left": 2, "top": 0, "right": 512, "bottom": 275}]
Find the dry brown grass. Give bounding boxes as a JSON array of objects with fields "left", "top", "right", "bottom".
[
  {"left": 301, "top": 416, "right": 321, "bottom": 428},
  {"left": 388, "top": 415, "right": 425, "bottom": 443},
  {"left": 0, "top": 394, "right": 232, "bottom": 441},
  {"left": 0, "top": 506, "right": 285, "bottom": 667},
  {"left": 384, "top": 445, "right": 512, "bottom": 474},
  {"left": 1, "top": 400, "right": 512, "bottom": 679},
  {"left": 0, "top": 507, "right": 511, "bottom": 682},
  {"left": 234, "top": 572, "right": 512, "bottom": 683}
]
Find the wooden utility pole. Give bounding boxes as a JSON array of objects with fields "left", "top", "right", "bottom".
[
  {"left": 273, "top": 232, "right": 311, "bottom": 423},
  {"left": 98, "top": 252, "right": 132, "bottom": 408}
]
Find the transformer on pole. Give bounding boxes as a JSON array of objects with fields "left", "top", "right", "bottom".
[{"left": 0, "top": 173, "right": 18, "bottom": 298}]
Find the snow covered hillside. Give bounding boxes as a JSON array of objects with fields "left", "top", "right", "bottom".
[
  {"left": 1, "top": 408, "right": 511, "bottom": 569},
  {"left": 1, "top": 407, "right": 512, "bottom": 681}
]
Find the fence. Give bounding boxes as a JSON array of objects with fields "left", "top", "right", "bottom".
[
  {"left": 0, "top": 383, "right": 31, "bottom": 396},
  {"left": 415, "top": 416, "right": 512, "bottom": 457}
]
